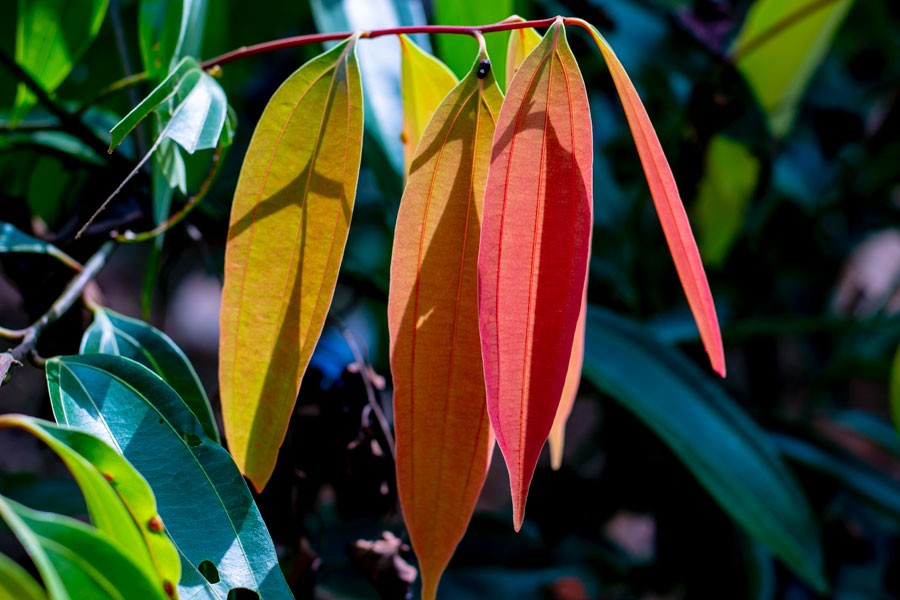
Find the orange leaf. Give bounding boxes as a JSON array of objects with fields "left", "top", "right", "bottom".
[
  {"left": 389, "top": 49, "right": 503, "bottom": 600},
  {"left": 548, "top": 291, "right": 586, "bottom": 470},
  {"left": 505, "top": 25, "right": 541, "bottom": 89},
  {"left": 219, "top": 38, "right": 363, "bottom": 490},
  {"left": 478, "top": 20, "right": 593, "bottom": 530},
  {"left": 572, "top": 19, "right": 725, "bottom": 377}
]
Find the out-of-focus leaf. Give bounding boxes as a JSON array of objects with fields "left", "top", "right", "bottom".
[
  {"left": 577, "top": 20, "right": 725, "bottom": 377},
  {"left": 80, "top": 306, "right": 219, "bottom": 443},
  {"left": 731, "top": 0, "right": 855, "bottom": 138},
  {"left": 0, "top": 222, "right": 80, "bottom": 270},
  {"left": 0, "top": 552, "right": 46, "bottom": 600},
  {"left": 432, "top": 0, "right": 512, "bottom": 86},
  {"left": 891, "top": 343, "right": 900, "bottom": 436},
  {"left": 829, "top": 409, "right": 900, "bottom": 458},
  {"left": 12, "top": 0, "right": 109, "bottom": 124},
  {"left": 694, "top": 135, "right": 760, "bottom": 267},
  {"left": 0, "top": 495, "right": 169, "bottom": 600},
  {"left": 478, "top": 21, "right": 592, "bottom": 530},
  {"left": 1, "top": 131, "right": 104, "bottom": 165},
  {"left": 140, "top": 0, "right": 209, "bottom": 81},
  {"left": 548, "top": 295, "right": 586, "bottom": 471},
  {"left": 505, "top": 26, "right": 541, "bottom": 89},
  {"left": 46, "top": 354, "right": 292, "bottom": 600},
  {"left": 389, "top": 53, "right": 502, "bottom": 600},
  {"left": 219, "top": 39, "right": 363, "bottom": 490},
  {"left": 581, "top": 306, "right": 825, "bottom": 592},
  {"left": 0, "top": 415, "right": 181, "bottom": 594},
  {"left": 398, "top": 34, "right": 457, "bottom": 175}
]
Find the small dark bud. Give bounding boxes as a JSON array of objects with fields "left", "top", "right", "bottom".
[{"left": 477, "top": 59, "right": 491, "bottom": 79}]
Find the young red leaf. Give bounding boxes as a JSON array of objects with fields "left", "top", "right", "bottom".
[
  {"left": 389, "top": 50, "right": 503, "bottom": 600},
  {"left": 572, "top": 19, "right": 725, "bottom": 377},
  {"left": 219, "top": 38, "right": 363, "bottom": 490},
  {"left": 478, "top": 20, "right": 593, "bottom": 530}
]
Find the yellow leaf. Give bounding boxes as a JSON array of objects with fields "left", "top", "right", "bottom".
[{"left": 505, "top": 26, "right": 541, "bottom": 89}]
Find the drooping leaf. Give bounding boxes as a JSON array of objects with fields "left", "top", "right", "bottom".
[
  {"left": 432, "top": 0, "right": 512, "bottom": 86},
  {"left": 12, "top": 0, "right": 109, "bottom": 124},
  {"left": 389, "top": 53, "right": 503, "bottom": 600},
  {"left": 0, "top": 495, "right": 170, "bottom": 600},
  {"left": 505, "top": 25, "right": 541, "bottom": 89},
  {"left": 581, "top": 306, "right": 825, "bottom": 592},
  {"left": 0, "top": 221, "right": 80, "bottom": 270},
  {"left": 0, "top": 552, "right": 47, "bottom": 600},
  {"left": 693, "top": 135, "right": 760, "bottom": 267},
  {"left": 731, "top": 0, "right": 855, "bottom": 138},
  {"left": 0, "top": 415, "right": 181, "bottom": 595},
  {"left": 398, "top": 34, "right": 457, "bottom": 175},
  {"left": 219, "top": 38, "right": 363, "bottom": 490},
  {"left": 140, "top": 0, "right": 210, "bottom": 81},
  {"left": 477, "top": 20, "right": 593, "bottom": 530},
  {"left": 46, "top": 354, "right": 292, "bottom": 600},
  {"left": 576, "top": 20, "right": 725, "bottom": 377},
  {"left": 80, "top": 306, "right": 219, "bottom": 442},
  {"left": 547, "top": 294, "right": 586, "bottom": 471}
]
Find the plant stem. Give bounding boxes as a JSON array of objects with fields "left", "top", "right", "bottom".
[{"left": 200, "top": 17, "right": 560, "bottom": 69}]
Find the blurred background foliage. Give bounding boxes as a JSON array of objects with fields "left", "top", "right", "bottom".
[{"left": 1, "top": 0, "right": 900, "bottom": 598}]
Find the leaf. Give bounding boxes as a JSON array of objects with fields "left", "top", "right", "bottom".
[
  {"left": 0, "top": 416, "right": 181, "bottom": 594},
  {"left": 891, "top": 342, "right": 900, "bottom": 436},
  {"left": 693, "top": 135, "right": 760, "bottom": 267},
  {"left": 0, "top": 222, "right": 80, "bottom": 270},
  {"left": 0, "top": 495, "right": 170, "bottom": 600},
  {"left": 731, "top": 0, "right": 855, "bottom": 138},
  {"left": 581, "top": 306, "right": 826, "bottom": 592},
  {"left": 46, "top": 355, "right": 292, "bottom": 600},
  {"left": 0, "top": 552, "right": 47, "bottom": 600},
  {"left": 398, "top": 34, "right": 457, "bottom": 176},
  {"left": 219, "top": 38, "right": 363, "bottom": 490},
  {"left": 505, "top": 26, "right": 541, "bottom": 89},
  {"left": 432, "top": 0, "right": 512, "bottom": 86},
  {"left": 547, "top": 294, "right": 586, "bottom": 471},
  {"left": 576, "top": 20, "right": 725, "bottom": 377},
  {"left": 389, "top": 53, "right": 503, "bottom": 600},
  {"left": 477, "top": 21, "right": 592, "bottom": 530},
  {"left": 12, "top": 0, "right": 109, "bottom": 124},
  {"left": 140, "top": 0, "right": 210, "bottom": 81},
  {"left": 80, "top": 306, "right": 218, "bottom": 442}
]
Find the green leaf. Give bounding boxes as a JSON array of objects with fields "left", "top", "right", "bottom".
[
  {"left": 0, "top": 495, "right": 170, "bottom": 600},
  {"left": 46, "top": 354, "right": 291, "bottom": 600},
  {"left": 693, "top": 135, "right": 760, "bottom": 267},
  {"left": 0, "top": 222, "right": 80, "bottom": 270},
  {"left": 0, "top": 552, "right": 47, "bottom": 600},
  {"left": 732, "top": 0, "right": 855, "bottom": 138},
  {"left": 140, "top": 0, "right": 210, "bottom": 81},
  {"left": 12, "top": 0, "right": 109, "bottom": 124},
  {"left": 80, "top": 307, "right": 219, "bottom": 443},
  {"left": 0, "top": 415, "right": 181, "bottom": 594},
  {"left": 432, "top": 0, "right": 512, "bottom": 87},
  {"left": 581, "top": 306, "right": 826, "bottom": 592}
]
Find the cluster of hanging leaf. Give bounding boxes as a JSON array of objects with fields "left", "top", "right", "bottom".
[{"left": 216, "top": 17, "right": 724, "bottom": 598}]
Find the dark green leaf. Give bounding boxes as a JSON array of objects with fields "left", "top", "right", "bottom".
[{"left": 0, "top": 222, "right": 80, "bottom": 270}]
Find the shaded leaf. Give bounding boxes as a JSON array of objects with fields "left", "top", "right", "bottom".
[
  {"left": 398, "top": 34, "right": 457, "bottom": 175},
  {"left": 0, "top": 552, "right": 47, "bottom": 600},
  {"left": 547, "top": 294, "right": 586, "bottom": 471},
  {"left": 892, "top": 342, "right": 900, "bottom": 436},
  {"left": 12, "top": 0, "right": 109, "bottom": 123},
  {"left": 219, "top": 38, "right": 363, "bottom": 490},
  {"left": 140, "top": 0, "right": 209, "bottom": 81},
  {"left": 0, "top": 495, "right": 170, "bottom": 600},
  {"left": 505, "top": 26, "right": 541, "bottom": 89},
  {"left": 576, "top": 20, "right": 725, "bottom": 377},
  {"left": 80, "top": 306, "right": 219, "bottom": 443},
  {"left": 46, "top": 354, "right": 292, "bottom": 600},
  {"left": 389, "top": 53, "right": 502, "bottom": 600},
  {"left": 432, "top": 0, "right": 512, "bottom": 86},
  {"left": 581, "top": 306, "right": 825, "bottom": 592},
  {"left": 478, "top": 21, "right": 592, "bottom": 530},
  {"left": 0, "top": 222, "right": 80, "bottom": 270}
]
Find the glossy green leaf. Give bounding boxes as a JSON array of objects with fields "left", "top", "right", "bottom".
[
  {"left": 0, "top": 415, "right": 181, "bottom": 595},
  {"left": 732, "top": 0, "right": 855, "bottom": 138},
  {"left": 12, "top": 0, "right": 109, "bottom": 124},
  {"left": 432, "top": 0, "right": 512, "bottom": 86},
  {"left": 80, "top": 306, "right": 219, "bottom": 443},
  {"left": 581, "top": 306, "right": 826, "bottom": 592},
  {"left": 46, "top": 354, "right": 291, "bottom": 599},
  {"left": 693, "top": 135, "right": 760, "bottom": 267},
  {"left": 0, "top": 222, "right": 80, "bottom": 270},
  {"left": 0, "top": 552, "right": 47, "bottom": 600},
  {"left": 0, "top": 495, "right": 170, "bottom": 600},
  {"left": 219, "top": 38, "right": 363, "bottom": 490},
  {"left": 140, "top": 0, "right": 209, "bottom": 81}
]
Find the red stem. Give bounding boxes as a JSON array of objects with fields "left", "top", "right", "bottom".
[{"left": 201, "top": 17, "right": 560, "bottom": 69}]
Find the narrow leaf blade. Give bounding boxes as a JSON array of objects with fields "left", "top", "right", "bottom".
[
  {"left": 219, "top": 39, "right": 364, "bottom": 489},
  {"left": 0, "top": 553, "right": 47, "bottom": 600},
  {"left": 548, "top": 294, "right": 586, "bottom": 470},
  {"left": 390, "top": 54, "right": 503, "bottom": 600},
  {"left": 505, "top": 26, "right": 542, "bottom": 89}
]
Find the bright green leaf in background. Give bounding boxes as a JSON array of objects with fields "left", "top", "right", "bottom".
[
  {"left": 140, "top": 0, "right": 209, "bottom": 81},
  {"left": 12, "top": 0, "right": 109, "bottom": 124},
  {"left": 732, "top": 0, "right": 856, "bottom": 138},
  {"left": 582, "top": 307, "right": 826, "bottom": 593},
  {"left": 0, "top": 553, "right": 46, "bottom": 600},
  {"left": 693, "top": 135, "right": 760, "bottom": 267},
  {"left": 432, "top": 0, "right": 512, "bottom": 88}
]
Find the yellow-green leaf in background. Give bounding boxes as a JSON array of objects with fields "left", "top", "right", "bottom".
[
  {"left": 505, "top": 25, "right": 541, "bottom": 89},
  {"left": 219, "top": 38, "right": 364, "bottom": 491},
  {"left": 0, "top": 553, "right": 46, "bottom": 600},
  {"left": 432, "top": 0, "right": 512, "bottom": 87},
  {"left": 13, "top": 0, "right": 109, "bottom": 124},
  {"left": 693, "top": 135, "right": 760, "bottom": 267},
  {"left": 732, "top": 0, "right": 855, "bottom": 138},
  {"left": 398, "top": 34, "right": 457, "bottom": 176}
]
